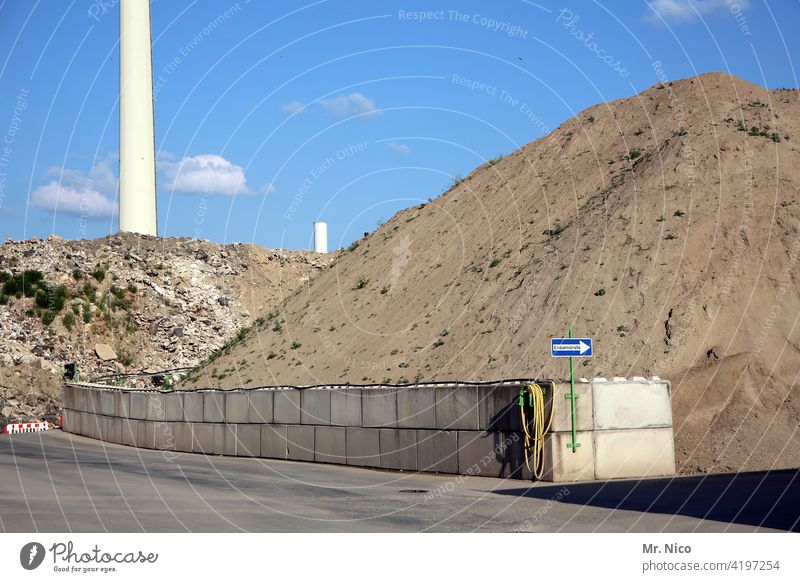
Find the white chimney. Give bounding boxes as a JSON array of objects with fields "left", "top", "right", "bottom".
[
  {"left": 313, "top": 221, "right": 328, "bottom": 253},
  {"left": 119, "top": 0, "right": 158, "bottom": 236}
]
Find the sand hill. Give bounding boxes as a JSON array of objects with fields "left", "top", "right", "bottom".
[
  {"left": 0, "top": 233, "right": 329, "bottom": 423},
  {"left": 185, "top": 73, "right": 800, "bottom": 475}
]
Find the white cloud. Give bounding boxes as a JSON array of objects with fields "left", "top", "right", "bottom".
[
  {"left": 647, "top": 0, "right": 748, "bottom": 23},
  {"left": 319, "top": 92, "right": 380, "bottom": 119},
  {"left": 281, "top": 100, "right": 305, "bottom": 114},
  {"left": 386, "top": 142, "right": 410, "bottom": 154},
  {"left": 260, "top": 183, "right": 276, "bottom": 194},
  {"left": 31, "top": 182, "right": 117, "bottom": 218},
  {"left": 30, "top": 160, "right": 118, "bottom": 218},
  {"left": 161, "top": 154, "right": 253, "bottom": 196}
]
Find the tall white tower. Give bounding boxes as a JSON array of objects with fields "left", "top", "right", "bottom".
[
  {"left": 313, "top": 221, "right": 328, "bottom": 253},
  {"left": 119, "top": 0, "right": 158, "bottom": 236}
]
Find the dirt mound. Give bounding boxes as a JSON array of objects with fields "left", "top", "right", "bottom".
[
  {"left": 0, "top": 233, "right": 331, "bottom": 423},
  {"left": 185, "top": 72, "right": 800, "bottom": 474}
]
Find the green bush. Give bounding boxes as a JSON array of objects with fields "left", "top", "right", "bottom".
[
  {"left": 118, "top": 348, "right": 134, "bottom": 366},
  {"left": 35, "top": 289, "right": 50, "bottom": 309},
  {"left": 92, "top": 267, "right": 106, "bottom": 282},
  {"left": 290, "top": 341, "right": 301, "bottom": 350},
  {"left": 41, "top": 310, "right": 56, "bottom": 326},
  {"left": 81, "top": 282, "right": 97, "bottom": 303},
  {"left": 72, "top": 269, "right": 82, "bottom": 280},
  {"left": 63, "top": 312, "right": 76, "bottom": 331},
  {"left": 594, "top": 288, "right": 606, "bottom": 297},
  {"left": 628, "top": 149, "right": 641, "bottom": 159},
  {"left": 356, "top": 275, "right": 369, "bottom": 289},
  {"left": 2, "top": 269, "right": 45, "bottom": 298}
]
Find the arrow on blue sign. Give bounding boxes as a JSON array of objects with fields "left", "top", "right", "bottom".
[{"left": 551, "top": 337, "right": 593, "bottom": 357}]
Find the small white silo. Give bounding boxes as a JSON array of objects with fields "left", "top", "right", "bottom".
[{"left": 313, "top": 221, "right": 328, "bottom": 253}]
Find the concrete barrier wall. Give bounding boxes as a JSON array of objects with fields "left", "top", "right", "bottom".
[{"left": 61, "top": 378, "right": 675, "bottom": 482}]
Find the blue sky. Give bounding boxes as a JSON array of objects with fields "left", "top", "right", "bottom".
[{"left": 0, "top": 0, "right": 797, "bottom": 250}]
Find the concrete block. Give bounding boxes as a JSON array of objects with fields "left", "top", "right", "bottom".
[
  {"left": 79, "top": 412, "right": 92, "bottom": 438},
  {"left": 203, "top": 392, "right": 225, "bottom": 423},
  {"left": 236, "top": 425, "right": 261, "bottom": 457},
  {"left": 498, "top": 432, "right": 531, "bottom": 480},
  {"left": 594, "top": 428, "right": 676, "bottom": 480},
  {"left": 301, "top": 389, "right": 331, "bottom": 425},
  {"left": 479, "top": 384, "right": 523, "bottom": 432},
  {"left": 592, "top": 381, "right": 673, "bottom": 430},
  {"left": 379, "top": 429, "right": 417, "bottom": 471},
  {"left": 548, "top": 382, "right": 593, "bottom": 433},
  {"left": 183, "top": 392, "right": 204, "bottom": 422},
  {"left": 134, "top": 421, "right": 154, "bottom": 449},
  {"left": 192, "top": 423, "right": 214, "bottom": 454},
  {"left": 314, "top": 426, "right": 346, "bottom": 464},
  {"left": 114, "top": 391, "right": 130, "bottom": 418},
  {"left": 416, "top": 429, "right": 458, "bottom": 474},
  {"left": 91, "top": 413, "right": 103, "bottom": 440},
  {"left": 164, "top": 393, "right": 184, "bottom": 422},
  {"left": 88, "top": 390, "right": 102, "bottom": 414},
  {"left": 98, "top": 415, "right": 108, "bottom": 441},
  {"left": 73, "top": 386, "right": 88, "bottom": 412},
  {"left": 62, "top": 409, "right": 79, "bottom": 434},
  {"left": 362, "top": 388, "right": 397, "bottom": 428},
  {"left": 286, "top": 425, "right": 314, "bottom": 462},
  {"left": 396, "top": 387, "right": 435, "bottom": 428},
  {"left": 79, "top": 412, "right": 91, "bottom": 438},
  {"left": 128, "top": 392, "right": 148, "bottom": 420},
  {"left": 100, "top": 390, "right": 116, "bottom": 416},
  {"left": 542, "top": 431, "right": 595, "bottom": 482},
  {"left": 154, "top": 422, "right": 175, "bottom": 453},
  {"left": 456, "top": 431, "right": 506, "bottom": 478},
  {"left": 121, "top": 419, "right": 139, "bottom": 447},
  {"left": 330, "top": 388, "right": 362, "bottom": 426},
  {"left": 346, "top": 427, "right": 380, "bottom": 468},
  {"left": 145, "top": 393, "right": 166, "bottom": 421},
  {"left": 273, "top": 390, "right": 301, "bottom": 424},
  {"left": 62, "top": 385, "right": 76, "bottom": 410},
  {"left": 119, "top": 418, "right": 133, "bottom": 447},
  {"left": 110, "top": 417, "right": 122, "bottom": 444},
  {"left": 222, "top": 424, "right": 238, "bottom": 456},
  {"left": 225, "top": 392, "right": 249, "bottom": 423},
  {"left": 261, "top": 424, "right": 288, "bottom": 459},
  {"left": 97, "top": 416, "right": 109, "bottom": 441},
  {"left": 144, "top": 421, "right": 156, "bottom": 449},
  {"left": 212, "top": 424, "right": 227, "bottom": 455},
  {"left": 173, "top": 423, "right": 193, "bottom": 453},
  {"left": 436, "top": 386, "right": 480, "bottom": 430},
  {"left": 248, "top": 391, "right": 273, "bottom": 423}
]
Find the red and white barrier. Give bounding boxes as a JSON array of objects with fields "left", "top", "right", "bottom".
[{"left": 3, "top": 421, "right": 54, "bottom": 435}]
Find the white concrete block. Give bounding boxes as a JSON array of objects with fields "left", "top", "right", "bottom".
[
  {"left": 542, "top": 431, "right": 595, "bottom": 482},
  {"left": 547, "top": 382, "right": 592, "bottom": 433},
  {"left": 592, "top": 380, "right": 672, "bottom": 430},
  {"left": 594, "top": 428, "right": 676, "bottom": 480}
]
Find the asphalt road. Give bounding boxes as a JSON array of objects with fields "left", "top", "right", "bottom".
[{"left": 0, "top": 431, "right": 796, "bottom": 532}]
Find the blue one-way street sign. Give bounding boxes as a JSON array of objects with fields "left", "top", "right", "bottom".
[{"left": 551, "top": 337, "right": 593, "bottom": 357}]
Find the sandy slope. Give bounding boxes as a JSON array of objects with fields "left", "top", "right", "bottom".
[{"left": 186, "top": 73, "right": 800, "bottom": 474}]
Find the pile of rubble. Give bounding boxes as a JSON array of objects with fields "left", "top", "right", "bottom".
[{"left": 0, "top": 233, "right": 330, "bottom": 423}]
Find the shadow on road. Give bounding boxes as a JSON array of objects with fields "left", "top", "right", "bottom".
[{"left": 493, "top": 468, "right": 800, "bottom": 531}]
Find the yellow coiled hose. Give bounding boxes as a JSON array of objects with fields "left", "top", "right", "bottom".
[{"left": 520, "top": 381, "right": 555, "bottom": 480}]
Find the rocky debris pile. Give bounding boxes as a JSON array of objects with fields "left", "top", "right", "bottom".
[{"left": 0, "top": 233, "right": 331, "bottom": 423}]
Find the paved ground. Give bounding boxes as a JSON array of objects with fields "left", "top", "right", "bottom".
[{"left": 0, "top": 431, "right": 796, "bottom": 532}]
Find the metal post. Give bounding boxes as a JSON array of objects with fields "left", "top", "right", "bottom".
[{"left": 565, "top": 327, "right": 580, "bottom": 452}]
